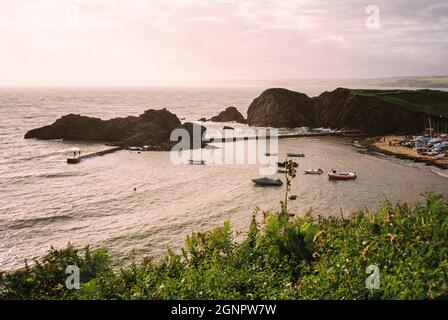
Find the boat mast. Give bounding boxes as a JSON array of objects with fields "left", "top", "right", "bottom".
[{"left": 428, "top": 116, "right": 433, "bottom": 136}]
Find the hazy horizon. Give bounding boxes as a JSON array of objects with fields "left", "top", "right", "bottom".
[
  {"left": 1, "top": 0, "right": 447, "bottom": 86},
  {"left": 1, "top": 75, "right": 447, "bottom": 89}
]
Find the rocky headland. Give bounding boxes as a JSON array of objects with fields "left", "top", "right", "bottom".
[
  {"left": 25, "top": 108, "right": 206, "bottom": 151},
  {"left": 247, "top": 87, "right": 448, "bottom": 135},
  {"left": 247, "top": 88, "right": 315, "bottom": 128},
  {"left": 25, "top": 88, "right": 448, "bottom": 149}
]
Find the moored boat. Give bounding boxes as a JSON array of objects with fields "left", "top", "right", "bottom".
[
  {"left": 287, "top": 153, "right": 305, "bottom": 157},
  {"left": 328, "top": 170, "right": 357, "bottom": 180},
  {"left": 305, "top": 168, "right": 323, "bottom": 175},
  {"left": 277, "top": 161, "right": 299, "bottom": 168},
  {"left": 189, "top": 160, "right": 206, "bottom": 165},
  {"left": 252, "top": 177, "right": 283, "bottom": 186}
]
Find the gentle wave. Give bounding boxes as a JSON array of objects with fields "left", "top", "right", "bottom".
[
  {"left": 7, "top": 171, "right": 85, "bottom": 184},
  {"left": 3, "top": 214, "right": 73, "bottom": 231},
  {"left": 18, "top": 148, "right": 74, "bottom": 161},
  {"left": 431, "top": 169, "right": 448, "bottom": 179}
]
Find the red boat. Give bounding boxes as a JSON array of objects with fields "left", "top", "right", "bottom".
[{"left": 328, "top": 170, "right": 357, "bottom": 180}]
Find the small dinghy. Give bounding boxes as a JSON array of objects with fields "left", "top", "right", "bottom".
[
  {"left": 252, "top": 177, "right": 283, "bottom": 186},
  {"left": 305, "top": 168, "right": 323, "bottom": 175},
  {"left": 277, "top": 161, "right": 299, "bottom": 168},
  {"left": 287, "top": 153, "right": 305, "bottom": 157},
  {"left": 265, "top": 152, "right": 278, "bottom": 156},
  {"left": 277, "top": 168, "right": 288, "bottom": 173},
  {"left": 189, "top": 160, "right": 206, "bottom": 165},
  {"left": 328, "top": 170, "right": 357, "bottom": 180}
]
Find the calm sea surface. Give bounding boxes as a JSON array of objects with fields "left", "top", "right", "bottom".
[{"left": 1, "top": 86, "right": 447, "bottom": 269}]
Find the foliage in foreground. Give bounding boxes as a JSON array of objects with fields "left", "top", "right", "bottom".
[{"left": 1, "top": 193, "right": 448, "bottom": 300}]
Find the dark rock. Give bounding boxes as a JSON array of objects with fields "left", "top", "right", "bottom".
[
  {"left": 182, "top": 122, "right": 207, "bottom": 148},
  {"left": 247, "top": 88, "right": 315, "bottom": 128},
  {"left": 210, "top": 107, "right": 246, "bottom": 124},
  {"left": 198, "top": 117, "right": 208, "bottom": 122},
  {"left": 25, "top": 108, "right": 205, "bottom": 151},
  {"left": 223, "top": 126, "right": 234, "bottom": 130},
  {"left": 313, "top": 88, "right": 429, "bottom": 135},
  {"left": 247, "top": 87, "right": 447, "bottom": 135}
]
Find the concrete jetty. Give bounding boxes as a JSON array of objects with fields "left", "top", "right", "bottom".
[
  {"left": 202, "top": 131, "right": 359, "bottom": 144},
  {"left": 67, "top": 146, "right": 123, "bottom": 164},
  {"left": 66, "top": 131, "right": 360, "bottom": 164}
]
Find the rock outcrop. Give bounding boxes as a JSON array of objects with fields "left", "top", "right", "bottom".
[
  {"left": 182, "top": 122, "right": 207, "bottom": 148},
  {"left": 25, "top": 108, "right": 205, "bottom": 150},
  {"left": 210, "top": 107, "right": 246, "bottom": 124},
  {"left": 246, "top": 87, "right": 447, "bottom": 135},
  {"left": 313, "top": 88, "right": 428, "bottom": 135},
  {"left": 246, "top": 88, "right": 315, "bottom": 128}
]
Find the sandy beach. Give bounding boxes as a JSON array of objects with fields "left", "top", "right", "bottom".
[{"left": 372, "top": 136, "right": 448, "bottom": 167}]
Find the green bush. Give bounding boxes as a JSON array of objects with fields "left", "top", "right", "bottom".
[
  {"left": 0, "top": 245, "right": 110, "bottom": 300},
  {"left": 1, "top": 193, "right": 447, "bottom": 300}
]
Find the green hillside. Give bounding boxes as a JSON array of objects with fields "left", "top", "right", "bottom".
[{"left": 351, "top": 89, "right": 448, "bottom": 118}]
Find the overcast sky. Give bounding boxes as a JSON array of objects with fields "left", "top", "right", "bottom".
[{"left": 0, "top": 0, "right": 447, "bottom": 86}]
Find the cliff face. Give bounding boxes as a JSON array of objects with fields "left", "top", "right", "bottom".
[
  {"left": 313, "top": 88, "right": 428, "bottom": 135},
  {"left": 247, "top": 88, "right": 444, "bottom": 135},
  {"left": 25, "top": 108, "right": 204, "bottom": 150},
  {"left": 247, "top": 88, "right": 315, "bottom": 128}
]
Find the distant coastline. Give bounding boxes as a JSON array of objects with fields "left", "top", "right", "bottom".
[{"left": 208, "top": 76, "right": 448, "bottom": 89}]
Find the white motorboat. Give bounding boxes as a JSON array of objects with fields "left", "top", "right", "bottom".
[
  {"left": 328, "top": 170, "right": 357, "bottom": 180},
  {"left": 304, "top": 168, "right": 323, "bottom": 175}
]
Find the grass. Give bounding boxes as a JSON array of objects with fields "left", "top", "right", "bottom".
[
  {"left": 351, "top": 89, "right": 448, "bottom": 118},
  {"left": 1, "top": 193, "right": 447, "bottom": 300}
]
